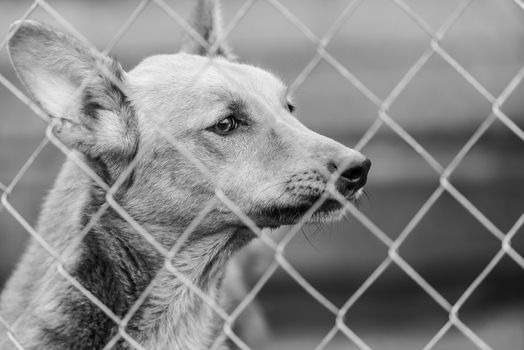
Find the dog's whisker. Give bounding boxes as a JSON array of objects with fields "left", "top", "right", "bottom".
[
  {"left": 300, "top": 226, "right": 320, "bottom": 251},
  {"left": 363, "top": 189, "right": 375, "bottom": 209},
  {"left": 308, "top": 222, "right": 324, "bottom": 239}
]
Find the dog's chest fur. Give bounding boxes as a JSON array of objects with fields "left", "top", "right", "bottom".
[{"left": 0, "top": 161, "right": 242, "bottom": 350}]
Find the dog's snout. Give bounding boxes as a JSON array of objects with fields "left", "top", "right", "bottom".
[{"left": 330, "top": 158, "right": 371, "bottom": 195}]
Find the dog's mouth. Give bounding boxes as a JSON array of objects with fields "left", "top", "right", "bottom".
[{"left": 251, "top": 192, "right": 360, "bottom": 229}]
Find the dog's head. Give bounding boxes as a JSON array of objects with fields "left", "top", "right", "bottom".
[{"left": 7, "top": 1, "right": 370, "bottom": 236}]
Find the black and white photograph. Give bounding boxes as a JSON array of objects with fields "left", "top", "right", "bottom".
[{"left": 0, "top": 0, "right": 523, "bottom": 349}]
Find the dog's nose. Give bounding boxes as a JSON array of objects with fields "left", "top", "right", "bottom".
[
  {"left": 329, "top": 158, "right": 371, "bottom": 195},
  {"left": 341, "top": 158, "right": 371, "bottom": 190}
]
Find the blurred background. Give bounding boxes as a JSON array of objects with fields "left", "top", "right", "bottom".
[{"left": 1, "top": 0, "right": 524, "bottom": 349}]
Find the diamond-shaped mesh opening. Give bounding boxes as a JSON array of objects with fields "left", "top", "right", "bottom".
[
  {"left": 440, "top": 0, "right": 524, "bottom": 96},
  {"left": 450, "top": 119, "right": 524, "bottom": 232},
  {"left": 2, "top": 143, "right": 60, "bottom": 222},
  {"left": 40, "top": 0, "right": 144, "bottom": 48},
  {"left": 254, "top": 266, "right": 338, "bottom": 348},
  {"left": 325, "top": 0, "right": 429, "bottom": 99},
  {"left": 388, "top": 53, "right": 493, "bottom": 166},
  {"left": 291, "top": 59, "right": 379, "bottom": 137},
  {"left": 459, "top": 256, "right": 524, "bottom": 350},
  {"left": 281, "top": 216, "right": 387, "bottom": 305},
  {"left": 230, "top": 0, "right": 322, "bottom": 81},
  {"left": 357, "top": 125, "right": 440, "bottom": 239},
  {"left": 399, "top": 191, "right": 501, "bottom": 303},
  {"left": 105, "top": 1, "right": 186, "bottom": 67},
  {"left": 342, "top": 264, "right": 448, "bottom": 350}
]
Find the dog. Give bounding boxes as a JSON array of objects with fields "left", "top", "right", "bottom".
[{"left": 0, "top": 0, "right": 370, "bottom": 349}]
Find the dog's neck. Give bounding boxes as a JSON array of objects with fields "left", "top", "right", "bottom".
[
  {"left": 42, "top": 171, "right": 254, "bottom": 350},
  {"left": 119, "top": 222, "right": 252, "bottom": 349},
  {"left": 88, "top": 216, "right": 253, "bottom": 350}
]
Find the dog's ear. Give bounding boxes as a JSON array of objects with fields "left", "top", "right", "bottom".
[
  {"left": 8, "top": 20, "right": 138, "bottom": 180},
  {"left": 180, "top": 0, "right": 234, "bottom": 59}
]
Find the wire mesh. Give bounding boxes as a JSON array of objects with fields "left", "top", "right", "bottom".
[{"left": 0, "top": 0, "right": 523, "bottom": 349}]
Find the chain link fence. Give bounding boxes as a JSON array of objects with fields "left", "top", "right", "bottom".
[{"left": 0, "top": 0, "right": 523, "bottom": 349}]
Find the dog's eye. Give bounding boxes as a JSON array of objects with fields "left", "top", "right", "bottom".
[
  {"left": 211, "top": 116, "right": 239, "bottom": 135},
  {"left": 287, "top": 103, "right": 295, "bottom": 113}
]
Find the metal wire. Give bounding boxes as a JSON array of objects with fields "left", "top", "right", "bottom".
[{"left": 0, "top": 0, "right": 522, "bottom": 349}]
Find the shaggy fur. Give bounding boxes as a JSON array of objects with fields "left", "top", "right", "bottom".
[{"left": 0, "top": 1, "right": 370, "bottom": 349}]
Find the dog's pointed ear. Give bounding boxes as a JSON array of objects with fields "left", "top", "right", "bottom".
[
  {"left": 180, "top": 0, "right": 234, "bottom": 59},
  {"left": 8, "top": 20, "right": 138, "bottom": 179}
]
